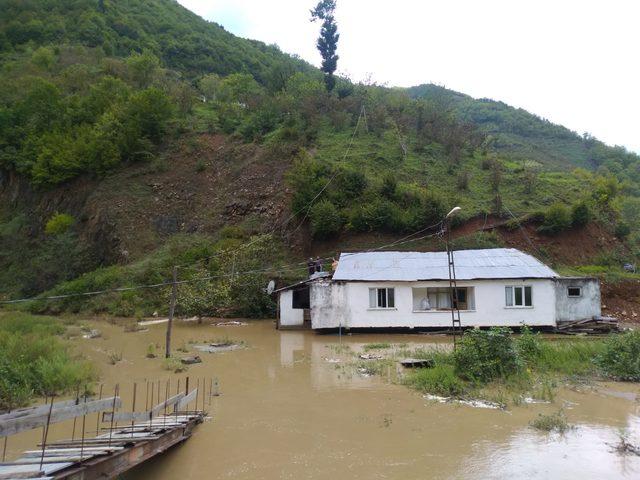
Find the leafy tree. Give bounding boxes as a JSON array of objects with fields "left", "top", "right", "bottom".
[
  {"left": 539, "top": 203, "right": 571, "bottom": 234},
  {"left": 310, "top": 200, "right": 342, "bottom": 239},
  {"left": 126, "top": 51, "right": 160, "bottom": 87},
  {"left": 571, "top": 201, "right": 590, "bottom": 227},
  {"left": 310, "top": 0, "right": 339, "bottom": 91}
]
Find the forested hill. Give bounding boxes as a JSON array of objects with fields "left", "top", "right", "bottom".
[
  {"left": 1, "top": 0, "right": 639, "bottom": 314},
  {"left": 408, "top": 84, "right": 639, "bottom": 178},
  {"left": 0, "top": 0, "right": 310, "bottom": 81}
]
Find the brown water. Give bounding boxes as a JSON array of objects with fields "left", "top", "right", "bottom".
[{"left": 6, "top": 320, "right": 640, "bottom": 479}]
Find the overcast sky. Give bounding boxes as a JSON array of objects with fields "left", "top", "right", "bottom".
[{"left": 178, "top": 0, "right": 640, "bottom": 153}]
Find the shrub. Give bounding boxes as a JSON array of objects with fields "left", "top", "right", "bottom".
[
  {"left": 453, "top": 327, "right": 521, "bottom": 383},
  {"left": 380, "top": 173, "right": 398, "bottom": 200},
  {"left": 309, "top": 200, "right": 343, "bottom": 239},
  {"left": 530, "top": 410, "right": 571, "bottom": 433},
  {"left": 516, "top": 325, "right": 542, "bottom": 365},
  {"left": 596, "top": 331, "right": 640, "bottom": 381},
  {"left": 405, "top": 364, "right": 466, "bottom": 397},
  {"left": 571, "top": 201, "right": 590, "bottom": 227},
  {"left": 45, "top": 213, "right": 75, "bottom": 235},
  {"left": 614, "top": 222, "right": 631, "bottom": 239},
  {"left": 538, "top": 203, "right": 571, "bottom": 234},
  {"left": 0, "top": 312, "right": 95, "bottom": 409}
]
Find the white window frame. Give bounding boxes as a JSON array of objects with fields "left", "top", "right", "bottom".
[
  {"left": 567, "top": 286, "right": 582, "bottom": 297},
  {"left": 505, "top": 285, "right": 533, "bottom": 308},
  {"left": 369, "top": 287, "right": 395, "bottom": 309}
]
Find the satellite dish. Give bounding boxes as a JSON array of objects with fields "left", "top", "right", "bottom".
[{"left": 266, "top": 280, "right": 276, "bottom": 295}]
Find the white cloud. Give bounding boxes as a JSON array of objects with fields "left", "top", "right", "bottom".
[{"left": 179, "top": 0, "right": 640, "bottom": 153}]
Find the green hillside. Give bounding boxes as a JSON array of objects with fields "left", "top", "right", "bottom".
[
  {"left": 408, "top": 84, "right": 640, "bottom": 184},
  {"left": 0, "top": 0, "right": 638, "bottom": 315}
]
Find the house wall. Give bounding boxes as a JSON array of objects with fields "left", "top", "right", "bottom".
[
  {"left": 278, "top": 290, "right": 304, "bottom": 327},
  {"left": 553, "top": 278, "right": 601, "bottom": 322},
  {"left": 310, "top": 280, "right": 349, "bottom": 327},
  {"left": 310, "top": 279, "right": 557, "bottom": 329}
]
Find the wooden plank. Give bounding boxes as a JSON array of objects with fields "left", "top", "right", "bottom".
[
  {"left": 23, "top": 447, "right": 124, "bottom": 454},
  {"left": 0, "top": 398, "right": 93, "bottom": 422},
  {"left": 175, "top": 389, "right": 198, "bottom": 411},
  {"left": 2, "top": 457, "right": 97, "bottom": 465},
  {"left": 0, "top": 468, "right": 45, "bottom": 479},
  {"left": 0, "top": 398, "right": 121, "bottom": 438},
  {"left": 101, "top": 393, "right": 184, "bottom": 423}
]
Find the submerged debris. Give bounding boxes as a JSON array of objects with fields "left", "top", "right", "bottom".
[
  {"left": 423, "top": 394, "right": 502, "bottom": 410},
  {"left": 82, "top": 329, "right": 101, "bottom": 339},
  {"left": 194, "top": 342, "right": 244, "bottom": 353},
  {"left": 359, "top": 353, "right": 383, "bottom": 360},
  {"left": 609, "top": 433, "right": 640, "bottom": 456},
  {"left": 323, "top": 357, "right": 341, "bottom": 363},
  {"left": 400, "top": 358, "right": 434, "bottom": 368},
  {"left": 211, "top": 320, "right": 248, "bottom": 327},
  {"left": 181, "top": 355, "right": 202, "bottom": 365}
]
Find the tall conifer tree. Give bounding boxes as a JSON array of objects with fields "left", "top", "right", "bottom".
[{"left": 310, "top": 0, "right": 339, "bottom": 92}]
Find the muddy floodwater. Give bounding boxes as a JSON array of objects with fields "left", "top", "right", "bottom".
[{"left": 6, "top": 320, "right": 640, "bottom": 479}]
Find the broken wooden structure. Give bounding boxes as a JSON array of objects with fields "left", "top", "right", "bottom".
[
  {"left": 0, "top": 378, "right": 214, "bottom": 479},
  {"left": 556, "top": 316, "right": 620, "bottom": 335}
]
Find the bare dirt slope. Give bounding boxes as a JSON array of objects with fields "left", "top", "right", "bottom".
[{"left": 0, "top": 133, "right": 294, "bottom": 263}]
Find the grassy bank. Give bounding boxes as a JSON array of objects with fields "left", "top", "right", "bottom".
[
  {"left": 344, "top": 328, "right": 640, "bottom": 407},
  {"left": 401, "top": 328, "right": 640, "bottom": 406},
  {"left": 0, "top": 312, "right": 96, "bottom": 410}
]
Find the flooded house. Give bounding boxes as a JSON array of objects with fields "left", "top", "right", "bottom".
[{"left": 276, "top": 248, "right": 602, "bottom": 330}]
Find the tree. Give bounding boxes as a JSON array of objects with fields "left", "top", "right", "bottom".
[{"left": 310, "top": 0, "right": 339, "bottom": 92}]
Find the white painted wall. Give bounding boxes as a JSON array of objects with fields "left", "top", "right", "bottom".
[
  {"left": 310, "top": 279, "right": 557, "bottom": 329},
  {"left": 279, "top": 290, "right": 304, "bottom": 327}
]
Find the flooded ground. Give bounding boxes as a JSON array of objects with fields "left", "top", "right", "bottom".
[{"left": 5, "top": 320, "right": 640, "bottom": 479}]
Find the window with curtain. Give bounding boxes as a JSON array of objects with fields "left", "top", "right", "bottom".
[
  {"left": 369, "top": 288, "right": 395, "bottom": 308},
  {"left": 505, "top": 285, "right": 532, "bottom": 307}
]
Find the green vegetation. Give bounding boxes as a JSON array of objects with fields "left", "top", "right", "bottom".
[
  {"left": 595, "top": 330, "right": 640, "bottom": 381},
  {"left": 403, "top": 328, "right": 636, "bottom": 406},
  {"left": 1, "top": 0, "right": 640, "bottom": 309},
  {"left": 363, "top": 342, "right": 391, "bottom": 351},
  {"left": 0, "top": 312, "right": 96, "bottom": 410},
  {"left": 45, "top": 213, "right": 75, "bottom": 235},
  {"left": 310, "top": 0, "right": 339, "bottom": 91},
  {"left": 162, "top": 356, "right": 187, "bottom": 374},
  {"left": 406, "top": 364, "right": 465, "bottom": 397},
  {"left": 530, "top": 410, "right": 572, "bottom": 433},
  {"left": 23, "top": 233, "right": 285, "bottom": 317}
]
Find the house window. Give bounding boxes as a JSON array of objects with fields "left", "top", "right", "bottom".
[
  {"left": 412, "top": 287, "right": 474, "bottom": 311},
  {"left": 369, "top": 288, "right": 395, "bottom": 309},
  {"left": 505, "top": 285, "right": 533, "bottom": 307},
  {"left": 567, "top": 287, "right": 582, "bottom": 297}
]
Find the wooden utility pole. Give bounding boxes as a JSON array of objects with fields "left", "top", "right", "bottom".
[{"left": 165, "top": 266, "right": 178, "bottom": 358}]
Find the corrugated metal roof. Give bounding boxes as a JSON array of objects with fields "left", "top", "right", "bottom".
[{"left": 332, "top": 248, "right": 557, "bottom": 281}]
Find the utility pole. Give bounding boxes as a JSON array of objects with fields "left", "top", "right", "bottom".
[
  {"left": 444, "top": 207, "right": 462, "bottom": 349},
  {"left": 165, "top": 266, "right": 178, "bottom": 358}
]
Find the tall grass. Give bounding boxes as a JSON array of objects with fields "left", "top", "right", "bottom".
[
  {"left": 0, "top": 312, "right": 96, "bottom": 410},
  {"left": 402, "top": 328, "right": 638, "bottom": 405}
]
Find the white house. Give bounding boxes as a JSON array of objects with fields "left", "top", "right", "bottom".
[{"left": 276, "top": 248, "right": 602, "bottom": 330}]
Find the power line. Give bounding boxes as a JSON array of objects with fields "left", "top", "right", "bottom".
[
  {"left": 0, "top": 217, "right": 447, "bottom": 306},
  {"left": 173, "top": 105, "right": 367, "bottom": 271}
]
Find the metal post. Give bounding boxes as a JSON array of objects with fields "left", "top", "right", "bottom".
[
  {"left": 39, "top": 395, "right": 55, "bottom": 471},
  {"left": 131, "top": 383, "right": 137, "bottom": 438},
  {"left": 166, "top": 266, "right": 178, "bottom": 358},
  {"left": 80, "top": 388, "right": 87, "bottom": 460},
  {"left": 108, "top": 385, "right": 119, "bottom": 448},
  {"left": 95, "top": 384, "right": 103, "bottom": 435}
]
